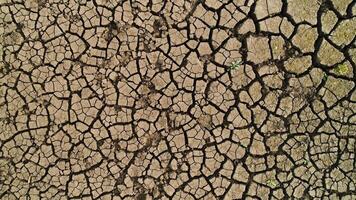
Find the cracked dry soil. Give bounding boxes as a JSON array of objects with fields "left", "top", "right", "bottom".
[{"left": 0, "top": 0, "right": 355, "bottom": 199}]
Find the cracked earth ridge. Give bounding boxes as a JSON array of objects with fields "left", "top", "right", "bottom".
[{"left": 0, "top": 0, "right": 355, "bottom": 199}]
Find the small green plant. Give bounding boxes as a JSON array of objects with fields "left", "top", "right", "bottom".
[
  {"left": 266, "top": 179, "right": 278, "bottom": 188},
  {"left": 322, "top": 73, "right": 328, "bottom": 81},
  {"left": 229, "top": 59, "right": 243, "bottom": 71},
  {"left": 333, "top": 64, "right": 349, "bottom": 75}
]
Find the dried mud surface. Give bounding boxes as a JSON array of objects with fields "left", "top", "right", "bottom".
[{"left": 0, "top": 0, "right": 355, "bottom": 199}]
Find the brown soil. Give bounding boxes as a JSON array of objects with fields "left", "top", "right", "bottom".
[{"left": 0, "top": 0, "right": 355, "bottom": 199}]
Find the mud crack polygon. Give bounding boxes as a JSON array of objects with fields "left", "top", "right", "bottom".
[{"left": 0, "top": 0, "right": 355, "bottom": 199}]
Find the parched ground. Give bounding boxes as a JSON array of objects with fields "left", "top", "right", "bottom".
[{"left": 0, "top": 0, "right": 355, "bottom": 199}]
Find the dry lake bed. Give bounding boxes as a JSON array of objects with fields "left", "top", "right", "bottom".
[{"left": 0, "top": 0, "right": 355, "bottom": 199}]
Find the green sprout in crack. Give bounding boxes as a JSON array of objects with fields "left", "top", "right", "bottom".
[
  {"left": 322, "top": 73, "right": 328, "bottom": 81},
  {"left": 266, "top": 179, "right": 278, "bottom": 188},
  {"left": 229, "top": 59, "right": 243, "bottom": 71},
  {"left": 333, "top": 64, "right": 349, "bottom": 75}
]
